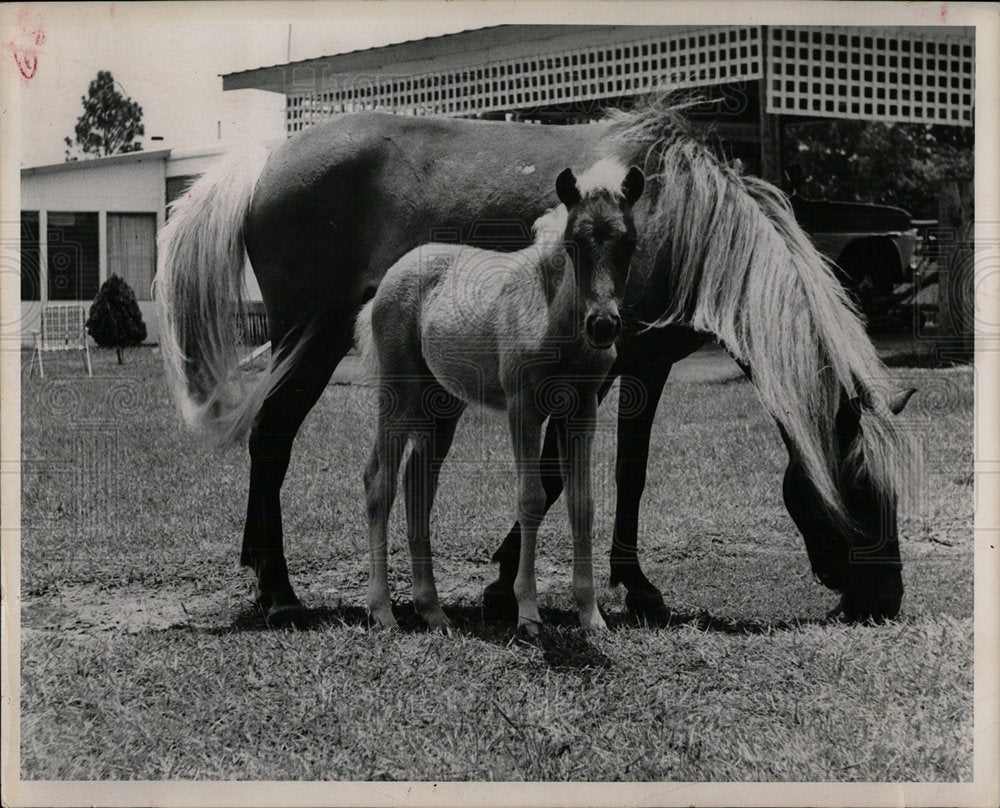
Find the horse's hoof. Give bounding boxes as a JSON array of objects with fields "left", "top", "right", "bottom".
[
  {"left": 264, "top": 600, "right": 306, "bottom": 628},
  {"left": 482, "top": 580, "right": 518, "bottom": 622},
  {"left": 624, "top": 589, "right": 671, "bottom": 626}
]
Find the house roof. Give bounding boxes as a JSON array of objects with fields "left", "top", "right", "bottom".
[{"left": 21, "top": 149, "right": 172, "bottom": 176}]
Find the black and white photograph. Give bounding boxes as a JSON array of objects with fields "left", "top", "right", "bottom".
[{"left": 1, "top": 2, "right": 997, "bottom": 806}]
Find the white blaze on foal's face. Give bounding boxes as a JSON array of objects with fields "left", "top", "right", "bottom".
[{"left": 555, "top": 160, "right": 645, "bottom": 350}]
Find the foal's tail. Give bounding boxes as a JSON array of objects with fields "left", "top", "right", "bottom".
[
  {"left": 630, "top": 139, "right": 916, "bottom": 518},
  {"left": 155, "top": 148, "right": 274, "bottom": 445},
  {"left": 353, "top": 300, "right": 380, "bottom": 380}
]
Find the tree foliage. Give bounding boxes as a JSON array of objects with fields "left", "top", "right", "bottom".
[
  {"left": 64, "top": 70, "right": 144, "bottom": 160},
  {"left": 87, "top": 275, "right": 147, "bottom": 362},
  {"left": 782, "top": 120, "right": 973, "bottom": 219}
]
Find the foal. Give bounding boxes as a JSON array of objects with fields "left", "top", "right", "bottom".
[{"left": 355, "top": 159, "right": 645, "bottom": 635}]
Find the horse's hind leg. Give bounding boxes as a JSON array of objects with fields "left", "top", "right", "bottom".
[
  {"left": 241, "top": 318, "right": 349, "bottom": 625},
  {"left": 403, "top": 395, "right": 464, "bottom": 632}
]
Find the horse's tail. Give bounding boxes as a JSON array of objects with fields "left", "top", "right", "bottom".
[
  {"left": 353, "top": 300, "right": 379, "bottom": 380},
  {"left": 155, "top": 147, "right": 276, "bottom": 445},
  {"left": 640, "top": 140, "right": 915, "bottom": 517}
]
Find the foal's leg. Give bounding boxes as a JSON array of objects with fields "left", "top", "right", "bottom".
[
  {"left": 508, "top": 398, "right": 546, "bottom": 636},
  {"left": 364, "top": 404, "right": 408, "bottom": 630},
  {"left": 558, "top": 396, "right": 608, "bottom": 631},
  {"left": 483, "top": 423, "right": 563, "bottom": 617},
  {"left": 403, "top": 399, "right": 464, "bottom": 633},
  {"left": 609, "top": 361, "right": 672, "bottom": 618},
  {"left": 484, "top": 372, "right": 619, "bottom": 617},
  {"left": 242, "top": 319, "right": 349, "bottom": 625}
]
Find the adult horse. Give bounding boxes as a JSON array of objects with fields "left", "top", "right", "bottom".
[{"left": 157, "top": 98, "right": 915, "bottom": 627}]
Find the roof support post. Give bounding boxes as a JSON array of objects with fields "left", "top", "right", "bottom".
[{"left": 758, "top": 27, "right": 783, "bottom": 185}]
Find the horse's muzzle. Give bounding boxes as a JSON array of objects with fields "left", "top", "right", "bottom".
[{"left": 586, "top": 312, "right": 621, "bottom": 349}]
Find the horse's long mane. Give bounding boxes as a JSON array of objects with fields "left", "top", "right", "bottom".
[{"left": 605, "top": 97, "right": 916, "bottom": 519}]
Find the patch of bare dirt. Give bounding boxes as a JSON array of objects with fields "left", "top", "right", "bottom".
[
  {"left": 18, "top": 559, "right": 623, "bottom": 640},
  {"left": 20, "top": 584, "right": 239, "bottom": 639}
]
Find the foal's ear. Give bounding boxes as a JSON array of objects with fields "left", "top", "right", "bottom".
[
  {"left": 556, "top": 168, "right": 581, "bottom": 208},
  {"left": 888, "top": 387, "right": 917, "bottom": 415},
  {"left": 622, "top": 165, "right": 645, "bottom": 206}
]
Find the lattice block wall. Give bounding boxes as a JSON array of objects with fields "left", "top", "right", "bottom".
[
  {"left": 285, "top": 26, "right": 761, "bottom": 133},
  {"left": 767, "top": 26, "right": 974, "bottom": 126}
]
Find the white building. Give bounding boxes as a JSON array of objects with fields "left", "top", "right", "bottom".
[{"left": 19, "top": 146, "right": 263, "bottom": 344}]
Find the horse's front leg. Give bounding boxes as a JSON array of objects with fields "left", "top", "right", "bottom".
[
  {"left": 507, "top": 398, "right": 546, "bottom": 637},
  {"left": 610, "top": 362, "right": 672, "bottom": 620},
  {"left": 558, "top": 396, "right": 607, "bottom": 632}
]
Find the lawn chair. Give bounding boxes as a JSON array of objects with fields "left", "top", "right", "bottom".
[{"left": 29, "top": 304, "right": 92, "bottom": 378}]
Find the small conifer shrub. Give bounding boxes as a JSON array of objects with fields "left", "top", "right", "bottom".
[{"left": 86, "top": 275, "right": 147, "bottom": 364}]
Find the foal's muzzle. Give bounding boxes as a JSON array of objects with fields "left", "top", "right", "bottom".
[{"left": 585, "top": 312, "right": 621, "bottom": 349}]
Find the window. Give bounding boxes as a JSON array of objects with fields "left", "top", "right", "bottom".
[
  {"left": 165, "top": 175, "right": 198, "bottom": 218},
  {"left": 108, "top": 213, "right": 157, "bottom": 301},
  {"left": 47, "top": 212, "right": 99, "bottom": 301},
  {"left": 21, "top": 211, "right": 40, "bottom": 301}
]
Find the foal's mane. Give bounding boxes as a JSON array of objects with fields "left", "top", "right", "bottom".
[{"left": 530, "top": 157, "right": 631, "bottom": 261}]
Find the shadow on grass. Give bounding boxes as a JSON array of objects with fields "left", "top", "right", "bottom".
[
  {"left": 182, "top": 597, "right": 834, "bottom": 671},
  {"left": 192, "top": 601, "right": 614, "bottom": 670}
]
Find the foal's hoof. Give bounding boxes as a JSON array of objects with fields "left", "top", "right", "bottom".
[
  {"left": 516, "top": 618, "right": 541, "bottom": 641},
  {"left": 367, "top": 605, "right": 399, "bottom": 632},
  {"left": 422, "top": 610, "right": 453, "bottom": 636},
  {"left": 482, "top": 580, "right": 518, "bottom": 622},
  {"left": 581, "top": 611, "right": 609, "bottom": 633}
]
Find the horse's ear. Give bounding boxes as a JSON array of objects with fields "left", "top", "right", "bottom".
[
  {"left": 556, "top": 168, "right": 581, "bottom": 208},
  {"left": 622, "top": 165, "right": 645, "bottom": 206},
  {"left": 888, "top": 387, "right": 917, "bottom": 415},
  {"left": 835, "top": 395, "right": 864, "bottom": 441}
]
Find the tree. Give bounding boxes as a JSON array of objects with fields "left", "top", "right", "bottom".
[
  {"left": 782, "top": 120, "right": 973, "bottom": 220},
  {"left": 86, "top": 275, "right": 147, "bottom": 364},
  {"left": 64, "top": 70, "right": 144, "bottom": 160}
]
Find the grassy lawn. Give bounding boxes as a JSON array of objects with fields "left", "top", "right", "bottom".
[{"left": 18, "top": 345, "right": 973, "bottom": 781}]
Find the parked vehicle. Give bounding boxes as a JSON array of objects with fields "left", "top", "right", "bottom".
[{"left": 792, "top": 197, "right": 918, "bottom": 325}]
